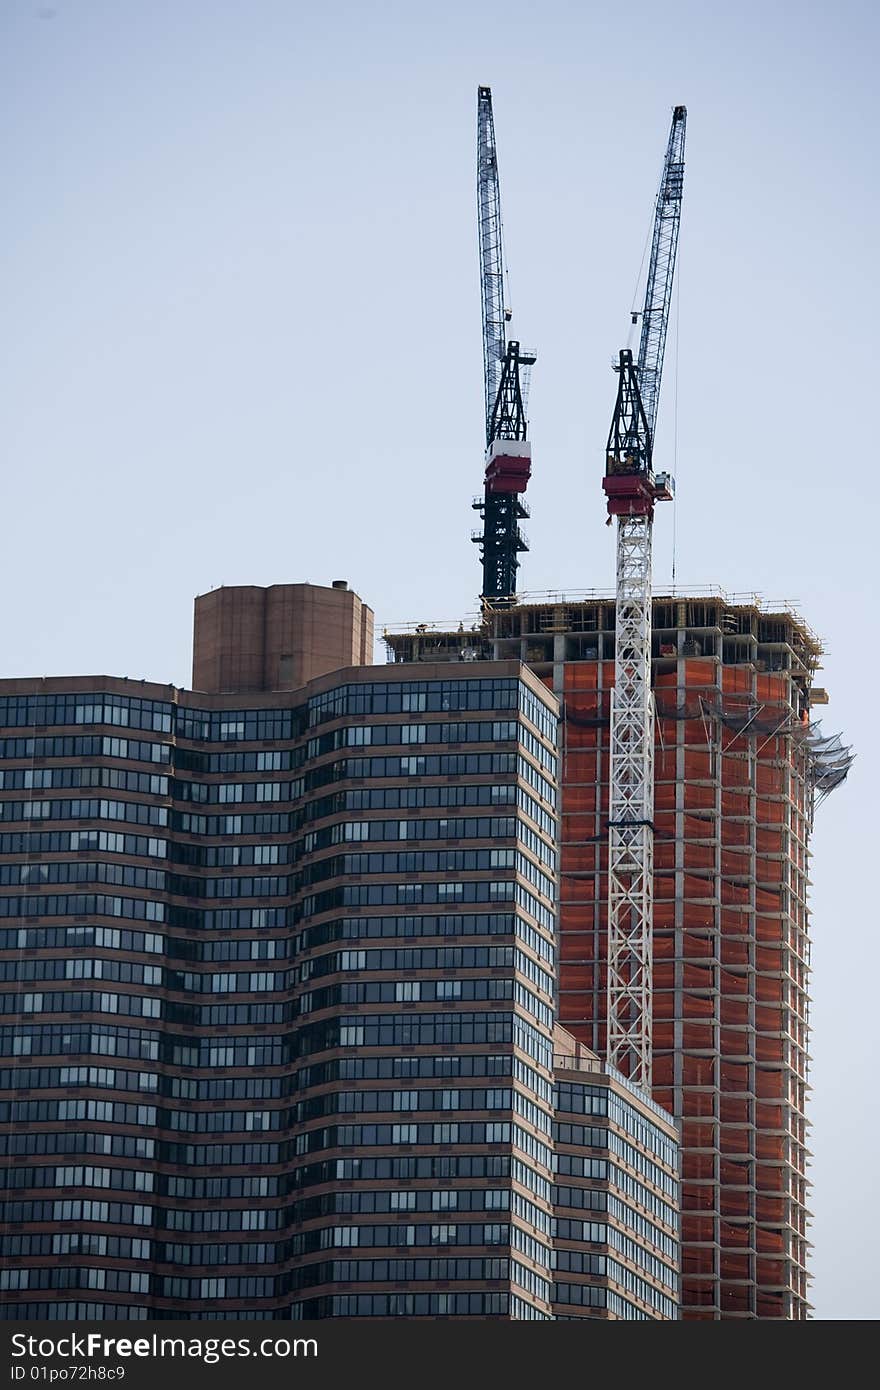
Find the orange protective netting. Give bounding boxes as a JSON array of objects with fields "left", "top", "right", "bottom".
[{"left": 555, "top": 654, "right": 810, "bottom": 1311}]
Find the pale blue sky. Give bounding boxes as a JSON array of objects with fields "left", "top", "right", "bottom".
[{"left": 2, "top": 0, "right": 877, "bottom": 1318}]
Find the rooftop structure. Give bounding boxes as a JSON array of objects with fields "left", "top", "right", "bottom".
[{"left": 193, "top": 582, "right": 374, "bottom": 695}]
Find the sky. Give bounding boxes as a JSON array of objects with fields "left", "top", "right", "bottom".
[{"left": 2, "top": 0, "right": 878, "bottom": 1318}]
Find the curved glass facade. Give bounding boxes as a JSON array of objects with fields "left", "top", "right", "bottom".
[
  {"left": 0, "top": 669, "right": 561, "bottom": 1318},
  {"left": 1, "top": 651, "right": 678, "bottom": 1321}
]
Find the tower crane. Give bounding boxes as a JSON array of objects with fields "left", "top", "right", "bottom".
[
  {"left": 473, "top": 86, "right": 536, "bottom": 606},
  {"left": 604, "top": 106, "right": 686, "bottom": 1089}
]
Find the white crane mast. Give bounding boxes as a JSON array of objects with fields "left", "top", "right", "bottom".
[
  {"left": 603, "top": 108, "right": 686, "bottom": 1089},
  {"left": 606, "top": 512, "right": 657, "bottom": 1087}
]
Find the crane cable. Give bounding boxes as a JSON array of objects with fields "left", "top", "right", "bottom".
[
  {"left": 627, "top": 139, "right": 668, "bottom": 352},
  {"left": 671, "top": 222, "right": 682, "bottom": 586},
  {"left": 626, "top": 212, "right": 653, "bottom": 353}
]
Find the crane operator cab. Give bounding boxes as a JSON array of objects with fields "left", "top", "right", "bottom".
[{"left": 602, "top": 348, "right": 675, "bottom": 519}]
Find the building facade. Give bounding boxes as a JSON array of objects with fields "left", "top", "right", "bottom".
[
  {"left": 385, "top": 590, "right": 851, "bottom": 1319},
  {"left": 551, "top": 1031, "right": 679, "bottom": 1320},
  {"left": 0, "top": 584, "right": 679, "bottom": 1320}
]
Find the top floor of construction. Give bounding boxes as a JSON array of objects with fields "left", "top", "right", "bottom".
[{"left": 382, "top": 588, "right": 827, "bottom": 707}]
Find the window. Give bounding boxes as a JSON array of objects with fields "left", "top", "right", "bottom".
[
  {"left": 431, "top": 1225, "right": 457, "bottom": 1245},
  {"left": 390, "top": 1192, "right": 416, "bottom": 1211},
  {"left": 432, "top": 1191, "right": 457, "bottom": 1211},
  {"left": 435, "top": 981, "right": 462, "bottom": 1000}
]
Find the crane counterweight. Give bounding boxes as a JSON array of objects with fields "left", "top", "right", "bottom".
[{"left": 603, "top": 349, "right": 675, "bottom": 519}]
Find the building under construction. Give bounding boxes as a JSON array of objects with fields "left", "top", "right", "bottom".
[
  {"left": 383, "top": 588, "right": 852, "bottom": 1319},
  {"left": 0, "top": 85, "right": 851, "bottom": 1325},
  {"left": 395, "top": 88, "right": 852, "bottom": 1320}
]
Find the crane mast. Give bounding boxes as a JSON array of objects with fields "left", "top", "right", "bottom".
[
  {"left": 473, "top": 86, "right": 536, "bottom": 606},
  {"left": 604, "top": 106, "right": 686, "bottom": 1089}
]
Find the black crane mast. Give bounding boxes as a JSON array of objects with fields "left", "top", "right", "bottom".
[{"left": 472, "top": 87, "right": 536, "bottom": 606}]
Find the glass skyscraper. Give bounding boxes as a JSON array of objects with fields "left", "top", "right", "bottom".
[{"left": 0, "top": 584, "right": 679, "bottom": 1320}]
